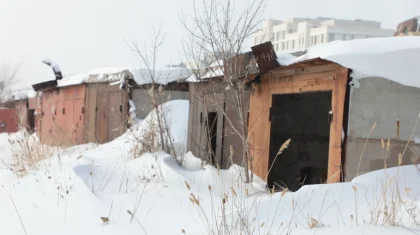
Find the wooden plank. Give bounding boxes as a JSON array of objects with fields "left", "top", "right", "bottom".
[
  {"left": 186, "top": 84, "right": 195, "bottom": 154},
  {"left": 108, "top": 91, "right": 123, "bottom": 142},
  {"left": 248, "top": 75, "right": 271, "bottom": 180},
  {"left": 249, "top": 67, "right": 349, "bottom": 185},
  {"left": 327, "top": 67, "right": 349, "bottom": 183},
  {"left": 270, "top": 63, "right": 340, "bottom": 78},
  {"left": 97, "top": 92, "right": 108, "bottom": 144}
]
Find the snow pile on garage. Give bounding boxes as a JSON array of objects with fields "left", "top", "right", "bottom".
[
  {"left": 287, "top": 36, "right": 420, "bottom": 88},
  {"left": 58, "top": 67, "right": 191, "bottom": 87}
]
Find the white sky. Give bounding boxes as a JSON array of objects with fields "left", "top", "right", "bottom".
[{"left": 0, "top": 0, "right": 419, "bottom": 89}]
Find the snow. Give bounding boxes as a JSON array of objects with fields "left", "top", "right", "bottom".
[
  {"left": 417, "top": 17, "right": 420, "bottom": 32},
  {"left": 277, "top": 51, "right": 297, "bottom": 66},
  {"left": 287, "top": 37, "right": 420, "bottom": 89},
  {"left": 130, "top": 67, "right": 191, "bottom": 86},
  {"left": 127, "top": 99, "right": 140, "bottom": 125},
  {"left": 57, "top": 67, "right": 191, "bottom": 88},
  {"left": 185, "top": 73, "right": 199, "bottom": 82},
  {"left": 1, "top": 98, "right": 420, "bottom": 234},
  {"left": 128, "top": 100, "right": 189, "bottom": 155}
]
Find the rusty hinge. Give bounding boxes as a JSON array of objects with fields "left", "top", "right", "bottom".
[
  {"left": 268, "top": 107, "right": 272, "bottom": 122},
  {"left": 200, "top": 112, "right": 203, "bottom": 124},
  {"left": 120, "top": 104, "right": 122, "bottom": 113},
  {"left": 81, "top": 107, "right": 85, "bottom": 114}
]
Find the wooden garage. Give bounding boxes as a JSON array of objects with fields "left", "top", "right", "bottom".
[
  {"left": 248, "top": 58, "right": 349, "bottom": 191},
  {"left": 33, "top": 72, "right": 129, "bottom": 146}
]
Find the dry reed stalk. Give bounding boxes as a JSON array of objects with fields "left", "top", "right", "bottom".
[{"left": 265, "top": 138, "right": 291, "bottom": 183}]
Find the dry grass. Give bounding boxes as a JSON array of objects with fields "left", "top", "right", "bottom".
[{"left": 4, "top": 130, "right": 58, "bottom": 176}]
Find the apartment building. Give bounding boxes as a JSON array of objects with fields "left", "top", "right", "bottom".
[{"left": 252, "top": 17, "right": 394, "bottom": 52}]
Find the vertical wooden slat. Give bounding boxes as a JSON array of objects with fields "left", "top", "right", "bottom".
[
  {"left": 327, "top": 67, "right": 349, "bottom": 183},
  {"left": 248, "top": 75, "right": 271, "bottom": 180}
]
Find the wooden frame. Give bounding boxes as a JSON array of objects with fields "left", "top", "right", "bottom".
[{"left": 248, "top": 62, "right": 349, "bottom": 184}]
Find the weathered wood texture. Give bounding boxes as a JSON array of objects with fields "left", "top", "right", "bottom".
[
  {"left": 187, "top": 80, "right": 250, "bottom": 168},
  {"left": 248, "top": 62, "right": 348, "bottom": 183},
  {"left": 85, "top": 83, "right": 128, "bottom": 144}
]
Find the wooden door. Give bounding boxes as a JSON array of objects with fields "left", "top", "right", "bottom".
[
  {"left": 108, "top": 91, "right": 123, "bottom": 141},
  {"left": 97, "top": 92, "right": 108, "bottom": 143},
  {"left": 96, "top": 91, "right": 124, "bottom": 143}
]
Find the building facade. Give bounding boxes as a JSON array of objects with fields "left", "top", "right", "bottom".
[{"left": 252, "top": 18, "right": 394, "bottom": 52}]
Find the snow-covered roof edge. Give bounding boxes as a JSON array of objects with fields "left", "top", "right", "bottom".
[
  {"left": 279, "top": 37, "right": 420, "bottom": 89},
  {"left": 57, "top": 67, "right": 191, "bottom": 88}
]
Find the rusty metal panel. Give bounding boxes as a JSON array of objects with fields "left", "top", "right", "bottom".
[
  {"left": 38, "top": 84, "right": 87, "bottom": 146},
  {"left": 0, "top": 108, "right": 18, "bottom": 133},
  {"left": 251, "top": 41, "right": 280, "bottom": 73}
]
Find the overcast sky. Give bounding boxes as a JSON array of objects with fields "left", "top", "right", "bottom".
[{"left": 0, "top": 0, "right": 419, "bottom": 88}]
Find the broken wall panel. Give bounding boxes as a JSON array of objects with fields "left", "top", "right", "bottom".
[{"left": 187, "top": 80, "right": 249, "bottom": 168}]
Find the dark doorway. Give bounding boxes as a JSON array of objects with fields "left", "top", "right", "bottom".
[
  {"left": 28, "top": 109, "right": 35, "bottom": 132},
  {"left": 268, "top": 91, "right": 331, "bottom": 191},
  {"left": 206, "top": 112, "right": 218, "bottom": 165}
]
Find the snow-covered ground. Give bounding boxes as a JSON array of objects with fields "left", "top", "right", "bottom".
[{"left": 1, "top": 100, "right": 420, "bottom": 235}]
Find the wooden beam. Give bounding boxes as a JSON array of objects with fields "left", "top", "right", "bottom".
[{"left": 327, "top": 66, "right": 349, "bottom": 183}]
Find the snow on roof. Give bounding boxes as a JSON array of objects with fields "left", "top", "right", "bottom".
[
  {"left": 57, "top": 67, "right": 191, "bottom": 88},
  {"left": 208, "top": 60, "right": 224, "bottom": 68},
  {"left": 201, "top": 68, "right": 224, "bottom": 79},
  {"left": 276, "top": 52, "right": 297, "bottom": 66},
  {"left": 287, "top": 36, "right": 420, "bottom": 88},
  {"left": 130, "top": 67, "right": 191, "bottom": 85}
]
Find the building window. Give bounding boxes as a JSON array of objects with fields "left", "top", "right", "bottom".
[
  {"left": 351, "top": 35, "right": 355, "bottom": 40},
  {"left": 292, "top": 40, "right": 295, "bottom": 49},
  {"left": 288, "top": 29, "right": 292, "bottom": 33},
  {"left": 276, "top": 32, "right": 280, "bottom": 40},
  {"left": 321, "top": 34, "right": 324, "bottom": 43},
  {"left": 282, "top": 42, "right": 285, "bottom": 50},
  {"left": 314, "top": 35, "right": 317, "bottom": 45}
]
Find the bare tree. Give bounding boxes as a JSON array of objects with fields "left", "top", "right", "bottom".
[
  {"left": 126, "top": 25, "right": 182, "bottom": 160},
  {"left": 0, "top": 62, "right": 20, "bottom": 100},
  {"left": 182, "top": 0, "right": 266, "bottom": 183}
]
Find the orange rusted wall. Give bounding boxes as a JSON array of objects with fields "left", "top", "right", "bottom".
[
  {"left": 0, "top": 108, "right": 18, "bottom": 133},
  {"left": 39, "top": 84, "right": 87, "bottom": 146}
]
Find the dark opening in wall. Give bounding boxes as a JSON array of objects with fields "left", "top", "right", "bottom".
[{"left": 267, "top": 91, "right": 332, "bottom": 191}]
